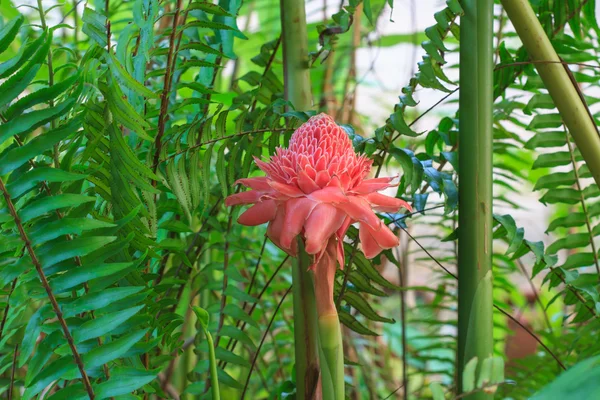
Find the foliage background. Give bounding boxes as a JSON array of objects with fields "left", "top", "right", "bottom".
[{"left": 1, "top": 0, "right": 600, "bottom": 398}]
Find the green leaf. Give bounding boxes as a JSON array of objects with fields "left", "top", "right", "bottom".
[
  {"left": 192, "top": 306, "right": 210, "bottom": 330},
  {"left": 62, "top": 287, "right": 144, "bottom": 318},
  {"left": 73, "top": 306, "right": 144, "bottom": 344},
  {"left": 218, "top": 325, "right": 256, "bottom": 351},
  {"left": 532, "top": 152, "right": 573, "bottom": 169},
  {"left": 343, "top": 291, "right": 394, "bottom": 323},
  {"left": 4, "top": 73, "right": 80, "bottom": 119},
  {"left": 187, "top": 2, "right": 233, "bottom": 16},
  {"left": 6, "top": 168, "right": 86, "bottom": 198},
  {"left": 215, "top": 346, "right": 250, "bottom": 367},
  {"left": 104, "top": 82, "right": 153, "bottom": 142},
  {"left": 363, "top": 0, "right": 373, "bottom": 24},
  {"left": 107, "top": 52, "right": 158, "bottom": 99},
  {"left": 0, "top": 116, "right": 82, "bottom": 175},
  {"left": 23, "top": 356, "right": 77, "bottom": 400},
  {"left": 19, "top": 194, "right": 96, "bottom": 223},
  {"left": 29, "top": 218, "right": 115, "bottom": 246},
  {"left": 19, "top": 305, "right": 48, "bottom": 367},
  {"left": 84, "top": 329, "right": 148, "bottom": 369},
  {"left": 38, "top": 236, "right": 116, "bottom": 269},
  {"left": 390, "top": 110, "right": 419, "bottom": 137},
  {"left": 94, "top": 367, "right": 157, "bottom": 399},
  {"left": 339, "top": 310, "right": 378, "bottom": 336},
  {"left": 50, "top": 261, "right": 136, "bottom": 293},
  {"left": 0, "top": 15, "right": 24, "bottom": 55},
  {"left": 223, "top": 304, "right": 257, "bottom": 328},
  {"left": 0, "top": 98, "right": 75, "bottom": 145},
  {"left": 531, "top": 355, "right": 600, "bottom": 399},
  {"left": 430, "top": 382, "right": 445, "bottom": 400},
  {"left": 389, "top": 147, "right": 414, "bottom": 191}
]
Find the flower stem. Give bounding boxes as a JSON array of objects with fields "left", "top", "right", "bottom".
[
  {"left": 317, "top": 313, "right": 344, "bottom": 400},
  {"left": 457, "top": 0, "right": 494, "bottom": 398},
  {"left": 292, "top": 240, "right": 321, "bottom": 398}
]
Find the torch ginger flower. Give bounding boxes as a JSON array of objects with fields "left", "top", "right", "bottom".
[{"left": 225, "top": 114, "right": 411, "bottom": 298}]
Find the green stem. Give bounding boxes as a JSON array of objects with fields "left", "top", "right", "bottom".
[
  {"left": 501, "top": 0, "right": 600, "bottom": 188},
  {"left": 36, "top": 0, "right": 59, "bottom": 168},
  {"left": 280, "top": 0, "right": 312, "bottom": 111},
  {"left": 457, "top": 0, "right": 494, "bottom": 399},
  {"left": 291, "top": 240, "right": 320, "bottom": 398},
  {"left": 280, "top": 0, "right": 319, "bottom": 396},
  {"left": 318, "top": 313, "right": 344, "bottom": 400},
  {"left": 205, "top": 329, "right": 220, "bottom": 400}
]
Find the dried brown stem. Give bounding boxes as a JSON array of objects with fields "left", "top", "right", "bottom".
[{"left": 0, "top": 178, "right": 95, "bottom": 399}]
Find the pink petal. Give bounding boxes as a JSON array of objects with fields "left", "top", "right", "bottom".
[
  {"left": 336, "top": 216, "right": 352, "bottom": 240},
  {"left": 225, "top": 190, "right": 262, "bottom": 206},
  {"left": 366, "top": 193, "right": 412, "bottom": 213},
  {"left": 334, "top": 196, "right": 381, "bottom": 229},
  {"left": 336, "top": 236, "right": 346, "bottom": 270},
  {"left": 279, "top": 197, "right": 317, "bottom": 249},
  {"left": 315, "top": 170, "right": 331, "bottom": 187},
  {"left": 370, "top": 223, "right": 399, "bottom": 248},
  {"left": 297, "top": 170, "right": 320, "bottom": 194},
  {"left": 267, "top": 206, "right": 297, "bottom": 256},
  {"left": 311, "top": 238, "right": 338, "bottom": 316},
  {"left": 304, "top": 204, "right": 346, "bottom": 254},
  {"left": 269, "top": 181, "right": 305, "bottom": 198},
  {"left": 359, "top": 223, "right": 383, "bottom": 259},
  {"left": 237, "top": 200, "right": 277, "bottom": 226},
  {"left": 309, "top": 186, "right": 348, "bottom": 204},
  {"left": 234, "top": 177, "right": 271, "bottom": 191},
  {"left": 352, "top": 177, "right": 395, "bottom": 194},
  {"left": 254, "top": 157, "right": 272, "bottom": 174},
  {"left": 359, "top": 222, "right": 399, "bottom": 259}
]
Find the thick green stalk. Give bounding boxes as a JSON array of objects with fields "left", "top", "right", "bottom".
[
  {"left": 457, "top": 0, "right": 494, "bottom": 399},
  {"left": 292, "top": 240, "right": 321, "bottom": 398},
  {"left": 501, "top": 0, "right": 600, "bottom": 188},
  {"left": 280, "top": 0, "right": 312, "bottom": 111},
  {"left": 280, "top": 0, "right": 319, "bottom": 397},
  {"left": 317, "top": 314, "right": 344, "bottom": 400}
]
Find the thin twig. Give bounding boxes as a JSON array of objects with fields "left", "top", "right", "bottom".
[
  {"left": 494, "top": 60, "right": 600, "bottom": 71},
  {"left": 152, "top": 0, "right": 183, "bottom": 179},
  {"left": 157, "top": 128, "right": 292, "bottom": 167},
  {"left": 250, "top": 36, "right": 282, "bottom": 113},
  {"left": 240, "top": 285, "right": 292, "bottom": 400},
  {"left": 219, "top": 256, "right": 290, "bottom": 370},
  {"left": 0, "top": 178, "right": 95, "bottom": 399},
  {"left": 565, "top": 131, "right": 600, "bottom": 277},
  {"left": 515, "top": 259, "right": 553, "bottom": 333},
  {"left": 222, "top": 238, "right": 268, "bottom": 355},
  {"left": 391, "top": 220, "right": 567, "bottom": 371},
  {"left": 0, "top": 278, "right": 18, "bottom": 340}
]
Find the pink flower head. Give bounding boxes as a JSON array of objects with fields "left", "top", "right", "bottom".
[{"left": 225, "top": 113, "right": 412, "bottom": 269}]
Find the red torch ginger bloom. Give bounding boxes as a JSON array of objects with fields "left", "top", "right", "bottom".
[{"left": 225, "top": 113, "right": 411, "bottom": 271}]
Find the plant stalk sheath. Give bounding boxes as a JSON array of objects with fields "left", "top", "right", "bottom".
[{"left": 457, "top": 0, "right": 494, "bottom": 398}]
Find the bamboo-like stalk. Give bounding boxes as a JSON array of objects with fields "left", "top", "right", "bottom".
[
  {"left": 280, "top": 0, "right": 320, "bottom": 397},
  {"left": 457, "top": 0, "right": 494, "bottom": 398},
  {"left": 292, "top": 240, "right": 321, "bottom": 398},
  {"left": 501, "top": 0, "right": 600, "bottom": 188}
]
